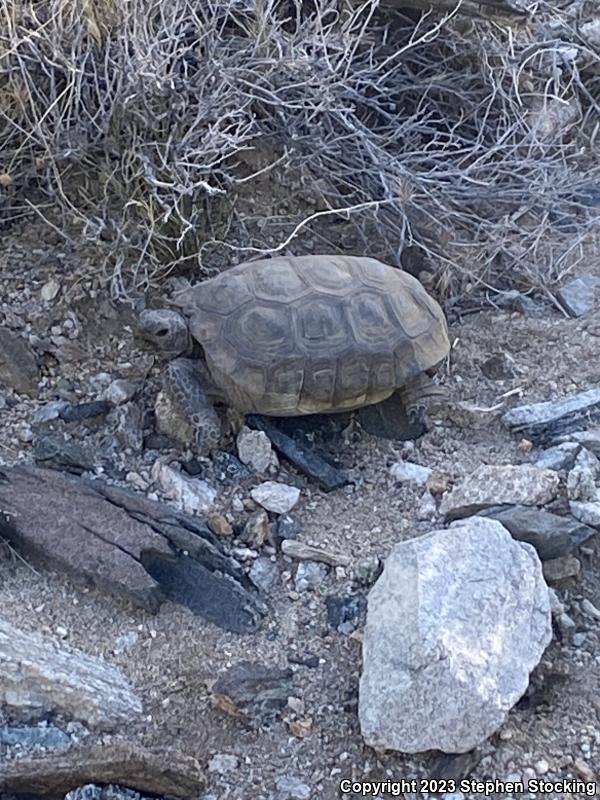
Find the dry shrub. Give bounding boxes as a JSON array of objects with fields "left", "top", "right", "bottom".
[{"left": 0, "top": 0, "right": 599, "bottom": 306}]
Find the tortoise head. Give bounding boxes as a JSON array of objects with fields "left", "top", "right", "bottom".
[{"left": 136, "top": 309, "right": 191, "bottom": 357}]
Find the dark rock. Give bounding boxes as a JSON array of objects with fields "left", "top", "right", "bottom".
[
  {"left": 276, "top": 514, "right": 301, "bottom": 542},
  {"left": 493, "top": 290, "right": 544, "bottom": 315},
  {"left": 357, "top": 392, "right": 427, "bottom": 440},
  {"left": 542, "top": 554, "right": 581, "bottom": 585},
  {"left": 428, "top": 750, "right": 481, "bottom": 783},
  {"left": 211, "top": 450, "right": 254, "bottom": 483},
  {"left": 141, "top": 551, "right": 265, "bottom": 635},
  {"left": 211, "top": 661, "right": 293, "bottom": 726},
  {"left": 181, "top": 457, "right": 204, "bottom": 476},
  {"left": 325, "top": 594, "right": 367, "bottom": 634},
  {"left": 143, "top": 432, "right": 178, "bottom": 451},
  {"left": 60, "top": 400, "right": 113, "bottom": 424},
  {"left": 287, "top": 653, "right": 319, "bottom": 669},
  {"left": 247, "top": 415, "right": 349, "bottom": 492},
  {"left": 0, "top": 327, "right": 39, "bottom": 397},
  {"left": 33, "top": 432, "right": 97, "bottom": 474},
  {"left": 0, "top": 725, "right": 71, "bottom": 749},
  {"left": 502, "top": 388, "right": 600, "bottom": 445},
  {"left": 256, "top": 413, "right": 350, "bottom": 444},
  {"left": 478, "top": 506, "right": 597, "bottom": 561},
  {"left": 32, "top": 401, "right": 70, "bottom": 425}
]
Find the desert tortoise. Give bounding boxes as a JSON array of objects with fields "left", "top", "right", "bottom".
[{"left": 137, "top": 254, "right": 450, "bottom": 453}]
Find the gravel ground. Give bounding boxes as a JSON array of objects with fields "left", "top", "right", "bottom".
[{"left": 0, "top": 220, "right": 599, "bottom": 800}]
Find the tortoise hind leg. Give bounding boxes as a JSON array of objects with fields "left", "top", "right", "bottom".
[
  {"left": 399, "top": 373, "right": 448, "bottom": 421},
  {"left": 357, "top": 391, "right": 427, "bottom": 440},
  {"left": 165, "top": 358, "right": 222, "bottom": 455}
]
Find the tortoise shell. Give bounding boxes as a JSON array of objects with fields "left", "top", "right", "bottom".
[{"left": 174, "top": 255, "right": 449, "bottom": 415}]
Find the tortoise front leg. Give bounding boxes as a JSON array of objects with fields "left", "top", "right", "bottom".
[{"left": 165, "top": 358, "right": 222, "bottom": 455}]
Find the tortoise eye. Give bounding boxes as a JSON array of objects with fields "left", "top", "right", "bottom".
[{"left": 155, "top": 328, "right": 169, "bottom": 337}]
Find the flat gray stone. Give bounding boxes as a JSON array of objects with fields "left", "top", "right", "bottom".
[
  {"left": 0, "top": 724, "right": 71, "bottom": 749},
  {"left": 0, "top": 618, "right": 142, "bottom": 730},
  {"left": 440, "top": 465, "right": 559, "bottom": 520},
  {"left": 248, "top": 557, "right": 279, "bottom": 594},
  {"left": 534, "top": 442, "right": 581, "bottom": 471},
  {"left": 556, "top": 275, "right": 599, "bottom": 317},
  {"left": 502, "top": 388, "right": 600, "bottom": 445},
  {"left": 359, "top": 518, "right": 552, "bottom": 753}
]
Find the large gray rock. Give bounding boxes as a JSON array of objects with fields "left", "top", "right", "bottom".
[
  {"left": 440, "top": 465, "right": 559, "bottom": 520},
  {"left": 359, "top": 518, "right": 552, "bottom": 754}
]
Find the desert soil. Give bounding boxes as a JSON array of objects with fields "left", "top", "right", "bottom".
[{"left": 0, "top": 219, "right": 599, "bottom": 800}]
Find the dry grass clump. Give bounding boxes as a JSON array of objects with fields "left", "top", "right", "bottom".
[{"left": 0, "top": 0, "right": 599, "bottom": 305}]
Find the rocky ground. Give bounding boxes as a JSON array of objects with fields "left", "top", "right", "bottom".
[{"left": 0, "top": 219, "right": 599, "bottom": 800}]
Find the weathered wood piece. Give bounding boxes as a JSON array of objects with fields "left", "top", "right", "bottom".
[
  {"left": 247, "top": 415, "right": 349, "bottom": 492},
  {"left": 0, "top": 618, "right": 142, "bottom": 730},
  {"left": 0, "top": 466, "right": 263, "bottom": 633},
  {"left": 280, "top": 539, "right": 350, "bottom": 567},
  {"left": 0, "top": 742, "right": 204, "bottom": 797},
  {"left": 502, "top": 388, "right": 600, "bottom": 444}
]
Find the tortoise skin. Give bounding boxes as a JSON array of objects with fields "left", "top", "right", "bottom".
[{"left": 173, "top": 255, "right": 449, "bottom": 415}]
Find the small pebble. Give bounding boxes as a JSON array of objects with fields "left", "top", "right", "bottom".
[
  {"left": 581, "top": 598, "right": 600, "bottom": 620},
  {"left": 535, "top": 759, "right": 549, "bottom": 775},
  {"left": 574, "top": 757, "right": 595, "bottom": 781},
  {"left": 207, "top": 512, "right": 233, "bottom": 537},
  {"left": 208, "top": 753, "right": 239, "bottom": 775}
]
